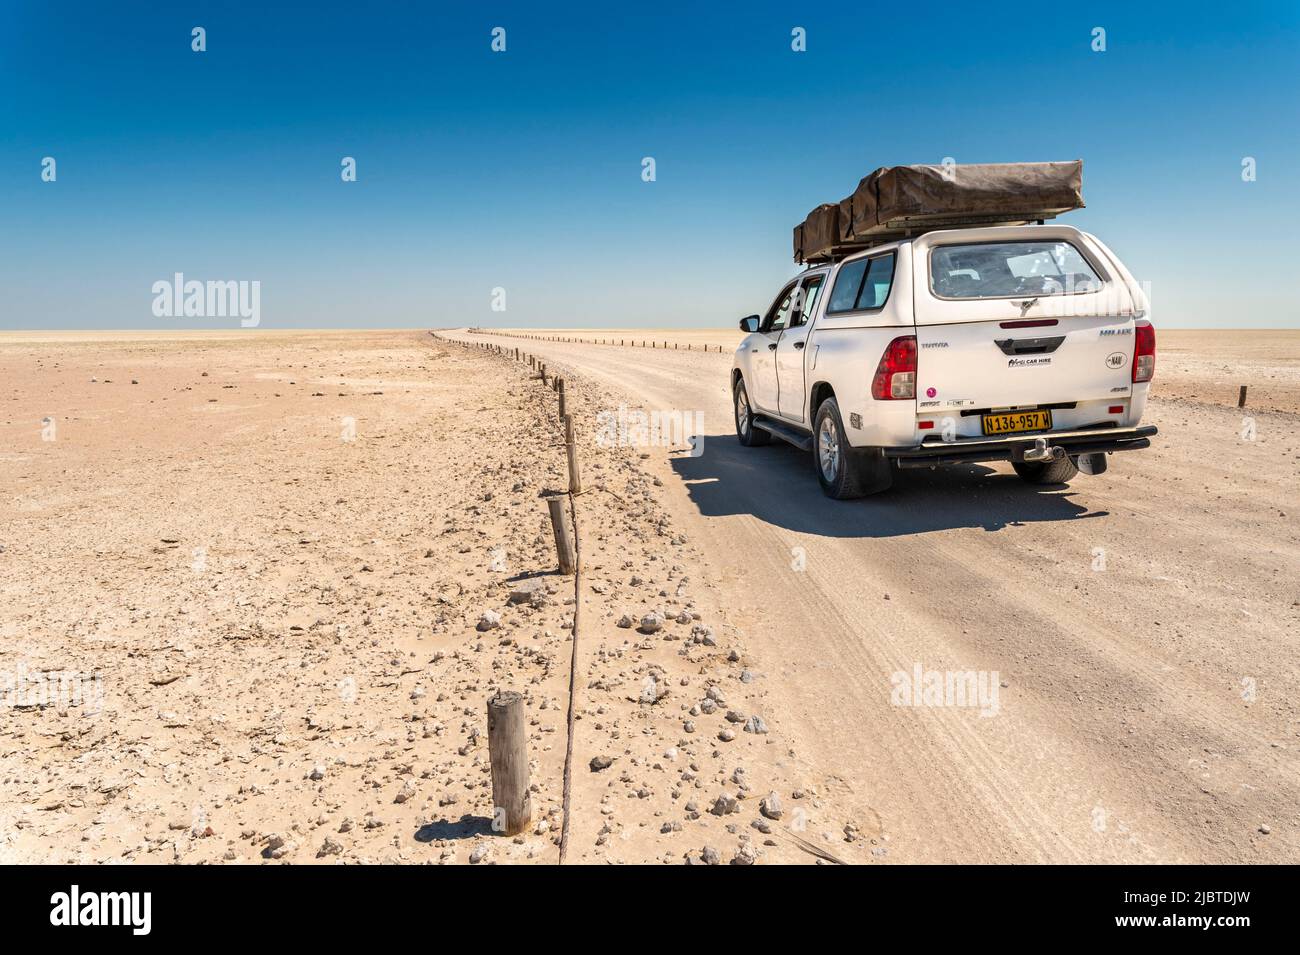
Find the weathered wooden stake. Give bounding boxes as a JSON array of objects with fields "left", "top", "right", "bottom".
[
  {"left": 546, "top": 496, "right": 577, "bottom": 575},
  {"left": 487, "top": 691, "right": 532, "bottom": 836},
  {"left": 564, "top": 414, "right": 583, "bottom": 495},
  {"left": 1238, "top": 385, "right": 1248, "bottom": 408},
  {"left": 558, "top": 378, "right": 567, "bottom": 419}
]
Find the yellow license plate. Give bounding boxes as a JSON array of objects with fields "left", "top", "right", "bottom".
[{"left": 982, "top": 409, "right": 1052, "bottom": 435}]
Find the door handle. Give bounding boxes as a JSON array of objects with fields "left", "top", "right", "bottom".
[
  {"left": 768, "top": 343, "right": 777, "bottom": 350},
  {"left": 994, "top": 335, "right": 1065, "bottom": 355},
  {"left": 793, "top": 341, "right": 805, "bottom": 350}
]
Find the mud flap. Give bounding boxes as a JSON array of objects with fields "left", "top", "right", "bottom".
[{"left": 851, "top": 447, "right": 894, "bottom": 495}]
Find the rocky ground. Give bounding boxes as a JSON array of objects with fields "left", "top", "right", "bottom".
[{"left": 0, "top": 330, "right": 863, "bottom": 864}]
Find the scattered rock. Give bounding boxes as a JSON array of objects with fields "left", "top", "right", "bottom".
[
  {"left": 709, "top": 793, "right": 739, "bottom": 816},
  {"left": 760, "top": 792, "right": 784, "bottom": 820}
]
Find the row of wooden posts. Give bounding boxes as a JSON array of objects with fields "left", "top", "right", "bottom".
[
  {"left": 472, "top": 328, "right": 726, "bottom": 353},
  {"left": 458, "top": 334, "right": 582, "bottom": 848}
]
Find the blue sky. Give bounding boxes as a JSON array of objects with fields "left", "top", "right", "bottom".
[{"left": 1, "top": 1, "right": 1297, "bottom": 329}]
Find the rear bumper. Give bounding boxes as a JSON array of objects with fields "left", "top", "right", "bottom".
[{"left": 884, "top": 425, "right": 1157, "bottom": 469}]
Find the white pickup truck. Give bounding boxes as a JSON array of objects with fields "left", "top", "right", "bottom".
[{"left": 731, "top": 224, "right": 1157, "bottom": 498}]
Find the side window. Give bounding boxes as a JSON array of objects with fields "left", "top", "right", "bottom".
[
  {"left": 764, "top": 283, "right": 797, "bottom": 332},
  {"left": 791, "top": 275, "right": 825, "bottom": 327},
  {"left": 859, "top": 254, "right": 896, "bottom": 309},
  {"left": 827, "top": 253, "right": 896, "bottom": 313},
  {"left": 827, "top": 260, "right": 867, "bottom": 313}
]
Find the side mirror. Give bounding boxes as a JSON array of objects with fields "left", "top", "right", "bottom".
[{"left": 739, "top": 315, "right": 760, "bottom": 333}]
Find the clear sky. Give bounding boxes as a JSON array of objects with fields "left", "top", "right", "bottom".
[{"left": 2, "top": 1, "right": 1297, "bottom": 329}]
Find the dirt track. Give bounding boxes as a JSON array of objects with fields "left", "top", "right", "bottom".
[{"left": 453, "top": 328, "right": 1300, "bottom": 863}]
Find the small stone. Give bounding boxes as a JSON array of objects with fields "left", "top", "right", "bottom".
[
  {"left": 589, "top": 755, "right": 613, "bottom": 772},
  {"left": 732, "top": 843, "right": 758, "bottom": 865},
  {"left": 638, "top": 612, "right": 665, "bottom": 634},
  {"left": 308, "top": 763, "right": 326, "bottom": 781},
  {"left": 617, "top": 614, "right": 634, "bottom": 629},
  {"left": 701, "top": 845, "right": 721, "bottom": 865},
  {"left": 508, "top": 578, "right": 547, "bottom": 604},
  {"left": 718, "top": 727, "right": 736, "bottom": 742},
  {"left": 760, "top": 792, "right": 784, "bottom": 820},
  {"left": 744, "top": 715, "right": 769, "bottom": 735},
  {"left": 469, "top": 843, "right": 491, "bottom": 864},
  {"left": 476, "top": 610, "right": 501, "bottom": 632},
  {"left": 710, "top": 793, "right": 739, "bottom": 816},
  {"left": 317, "top": 837, "right": 343, "bottom": 858}
]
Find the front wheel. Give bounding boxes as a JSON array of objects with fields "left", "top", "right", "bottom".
[
  {"left": 1012, "top": 456, "right": 1080, "bottom": 485},
  {"left": 813, "top": 397, "right": 892, "bottom": 499},
  {"left": 733, "top": 378, "right": 770, "bottom": 446}
]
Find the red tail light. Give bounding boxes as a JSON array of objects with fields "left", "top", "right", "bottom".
[
  {"left": 1133, "top": 322, "right": 1156, "bottom": 383},
  {"left": 871, "top": 335, "right": 917, "bottom": 400}
]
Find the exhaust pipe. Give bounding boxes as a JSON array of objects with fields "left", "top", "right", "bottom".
[{"left": 1022, "top": 437, "right": 1066, "bottom": 463}]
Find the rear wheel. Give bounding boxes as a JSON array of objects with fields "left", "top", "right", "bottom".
[
  {"left": 733, "top": 378, "right": 770, "bottom": 446},
  {"left": 1012, "top": 456, "right": 1080, "bottom": 485},
  {"left": 813, "top": 397, "right": 892, "bottom": 499}
]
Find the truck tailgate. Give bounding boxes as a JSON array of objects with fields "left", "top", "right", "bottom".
[{"left": 915, "top": 316, "right": 1134, "bottom": 411}]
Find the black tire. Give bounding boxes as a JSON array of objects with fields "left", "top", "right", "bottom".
[
  {"left": 1012, "top": 456, "right": 1080, "bottom": 485},
  {"left": 813, "top": 397, "right": 892, "bottom": 499},
  {"left": 733, "top": 378, "right": 770, "bottom": 446}
]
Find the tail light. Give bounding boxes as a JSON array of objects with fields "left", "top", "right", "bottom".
[
  {"left": 871, "top": 336, "right": 917, "bottom": 400},
  {"left": 1133, "top": 322, "right": 1156, "bottom": 383}
]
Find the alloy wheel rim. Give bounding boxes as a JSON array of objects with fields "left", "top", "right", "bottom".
[
  {"left": 818, "top": 416, "right": 839, "bottom": 481},
  {"left": 736, "top": 389, "right": 750, "bottom": 435}
]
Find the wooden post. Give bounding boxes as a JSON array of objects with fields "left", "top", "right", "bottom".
[
  {"left": 558, "top": 378, "right": 566, "bottom": 420},
  {"left": 546, "top": 496, "right": 577, "bottom": 575},
  {"left": 564, "top": 414, "right": 583, "bottom": 495},
  {"left": 540, "top": 363, "right": 548, "bottom": 385},
  {"left": 1238, "top": 385, "right": 1248, "bottom": 408},
  {"left": 487, "top": 691, "right": 532, "bottom": 836}
]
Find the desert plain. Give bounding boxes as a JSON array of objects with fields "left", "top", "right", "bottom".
[{"left": 1, "top": 328, "right": 1296, "bottom": 864}]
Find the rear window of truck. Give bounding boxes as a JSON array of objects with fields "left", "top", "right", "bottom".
[
  {"left": 930, "top": 241, "right": 1101, "bottom": 299},
  {"left": 827, "top": 253, "right": 895, "bottom": 314}
]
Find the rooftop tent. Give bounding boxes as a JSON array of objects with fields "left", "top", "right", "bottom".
[
  {"left": 792, "top": 203, "right": 841, "bottom": 265},
  {"left": 794, "top": 161, "right": 1085, "bottom": 263}
]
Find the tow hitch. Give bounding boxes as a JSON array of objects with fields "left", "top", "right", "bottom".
[{"left": 1021, "top": 437, "right": 1066, "bottom": 463}]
